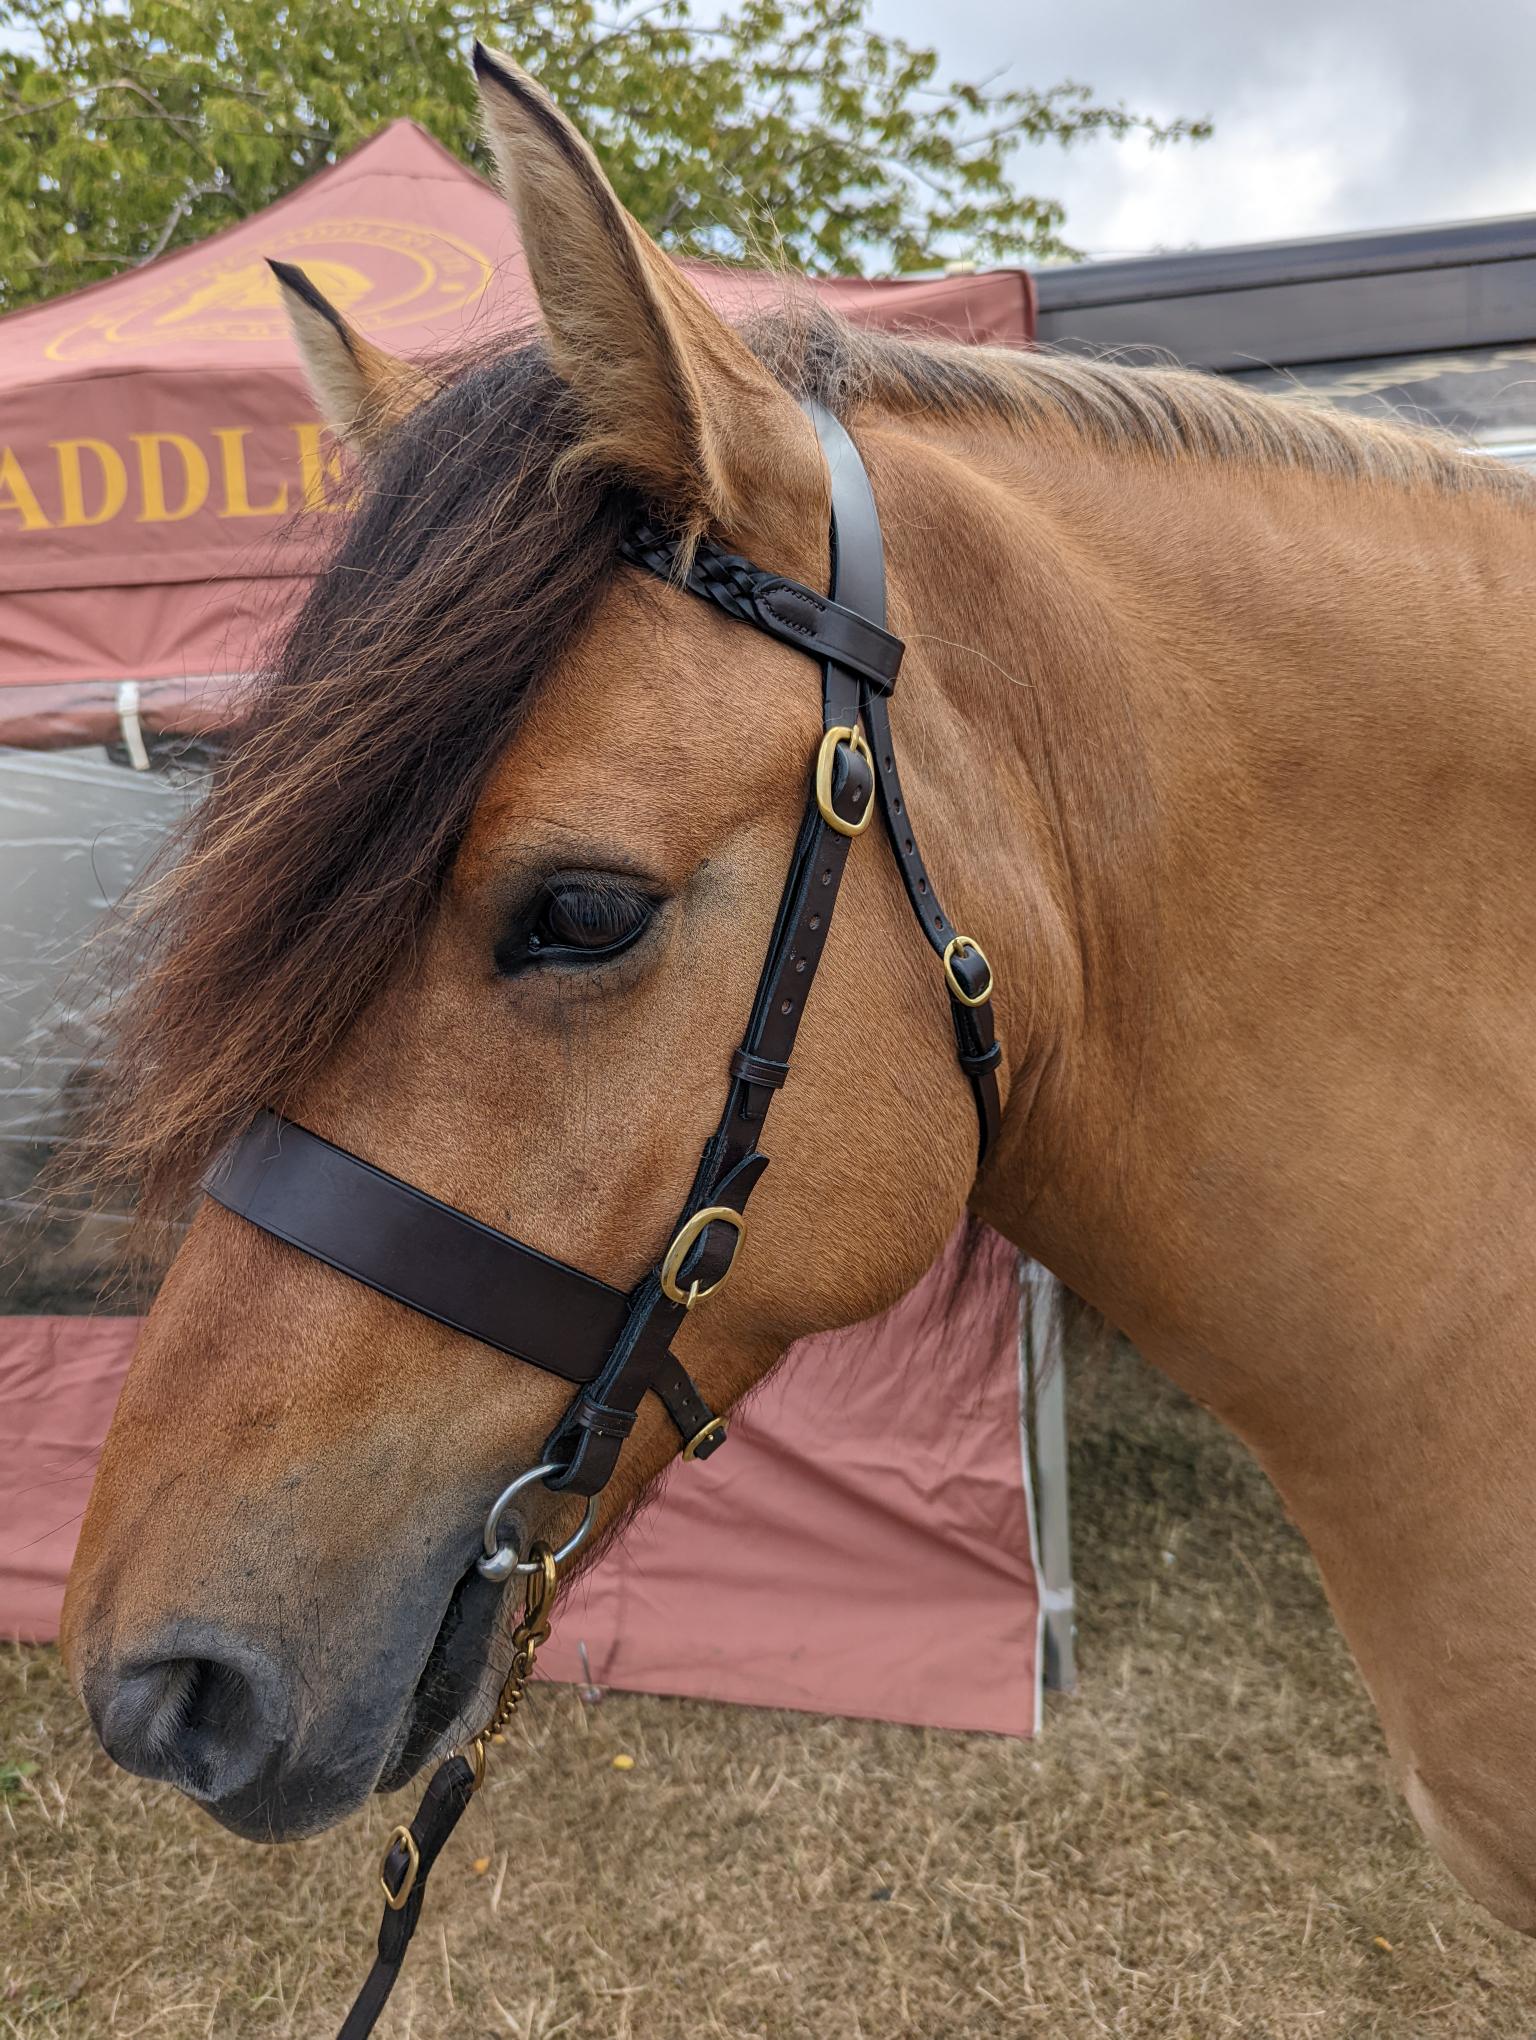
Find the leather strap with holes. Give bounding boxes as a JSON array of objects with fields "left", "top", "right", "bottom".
[
  {"left": 205, "top": 401, "right": 1005, "bottom": 1503},
  {"left": 542, "top": 404, "right": 883, "bottom": 1495}
]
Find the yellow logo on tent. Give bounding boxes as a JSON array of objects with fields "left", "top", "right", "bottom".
[
  {"left": 45, "top": 217, "right": 494, "bottom": 363},
  {"left": 153, "top": 259, "right": 376, "bottom": 327}
]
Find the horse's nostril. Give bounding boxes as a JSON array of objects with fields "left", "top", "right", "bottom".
[{"left": 95, "top": 1642, "right": 279, "bottom": 1802}]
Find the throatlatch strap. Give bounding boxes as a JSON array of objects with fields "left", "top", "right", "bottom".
[{"left": 861, "top": 684, "right": 1003, "bottom": 1163}]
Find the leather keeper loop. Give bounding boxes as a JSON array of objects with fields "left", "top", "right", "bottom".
[
  {"left": 957, "top": 1039, "right": 1003, "bottom": 1076},
  {"left": 730, "top": 1049, "right": 790, "bottom": 1089},
  {"left": 571, "top": 1397, "right": 638, "bottom": 1442}
]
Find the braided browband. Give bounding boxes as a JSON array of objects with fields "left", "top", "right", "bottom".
[{"left": 621, "top": 522, "right": 904, "bottom": 695}]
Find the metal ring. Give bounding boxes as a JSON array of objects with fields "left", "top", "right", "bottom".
[
  {"left": 477, "top": 1460, "right": 596, "bottom": 1582},
  {"left": 942, "top": 934, "right": 994, "bottom": 1008}
]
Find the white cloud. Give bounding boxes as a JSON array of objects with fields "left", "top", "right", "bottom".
[
  {"left": 1061, "top": 65, "right": 1414, "bottom": 253},
  {"left": 870, "top": 0, "right": 1536, "bottom": 253}
]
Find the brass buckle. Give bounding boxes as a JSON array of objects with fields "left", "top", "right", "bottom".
[
  {"left": 464, "top": 1735, "right": 486, "bottom": 1793},
  {"left": 682, "top": 1415, "right": 728, "bottom": 1461},
  {"left": 660, "top": 1205, "right": 747, "bottom": 1309},
  {"left": 942, "top": 935, "right": 994, "bottom": 1008},
  {"left": 379, "top": 1824, "right": 420, "bottom": 1910},
  {"left": 814, "top": 725, "right": 875, "bottom": 838}
]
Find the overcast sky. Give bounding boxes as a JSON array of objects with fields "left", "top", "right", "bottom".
[{"left": 871, "top": 0, "right": 1536, "bottom": 258}]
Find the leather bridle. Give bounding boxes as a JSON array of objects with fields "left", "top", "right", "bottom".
[
  {"left": 201, "top": 403, "right": 1004, "bottom": 2036},
  {"left": 205, "top": 402, "right": 1002, "bottom": 1508}
]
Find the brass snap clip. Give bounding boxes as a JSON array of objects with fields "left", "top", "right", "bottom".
[{"left": 471, "top": 1543, "right": 558, "bottom": 1755}]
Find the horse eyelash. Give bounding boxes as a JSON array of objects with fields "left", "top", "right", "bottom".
[{"left": 496, "top": 872, "right": 659, "bottom": 974}]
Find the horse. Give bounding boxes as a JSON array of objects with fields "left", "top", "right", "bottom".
[{"left": 62, "top": 45, "right": 1536, "bottom": 1962}]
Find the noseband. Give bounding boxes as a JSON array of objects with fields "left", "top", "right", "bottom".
[{"left": 203, "top": 405, "right": 1004, "bottom": 2038}]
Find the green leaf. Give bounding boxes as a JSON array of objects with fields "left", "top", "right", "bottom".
[
  {"left": 0, "top": 0, "right": 1210, "bottom": 308},
  {"left": 0, "top": 1758, "right": 39, "bottom": 1797}
]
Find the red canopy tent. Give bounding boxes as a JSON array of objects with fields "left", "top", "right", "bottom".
[
  {"left": 0, "top": 118, "right": 1032, "bottom": 747},
  {"left": 0, "top": 124, "right": 1049, "bottom": 1737}
]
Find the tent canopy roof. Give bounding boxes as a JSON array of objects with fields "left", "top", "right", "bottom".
[{"left": 0, "top": 119, "right": 1033, "bottom": 746}]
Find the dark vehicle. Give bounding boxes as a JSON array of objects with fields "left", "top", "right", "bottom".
[{"left": 1035, "top": 212, "right": 1536, "bottom": 467}]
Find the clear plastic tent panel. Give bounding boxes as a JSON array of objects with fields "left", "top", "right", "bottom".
[{"left": 0, "top": 746, "right": 198, "bottom": 1307}]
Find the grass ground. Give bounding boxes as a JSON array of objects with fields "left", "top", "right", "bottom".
[{"left": 6, "top": 1342, "right": 1536, "bottom": 2038}]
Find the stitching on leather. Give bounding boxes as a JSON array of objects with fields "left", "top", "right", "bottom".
[
  {"left": 625, "top": 526, "right": 901, "bottom": 685},
  {"left": 759, "top": 586, "right": 829, "bottom": 641}
]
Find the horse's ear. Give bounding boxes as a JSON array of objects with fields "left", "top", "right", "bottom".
[
  {"left": 268, "top": 260, "right": 436, "bottom": 457},
  {"left": 472, "top": 45, "right": 822, "bottom": 539}
]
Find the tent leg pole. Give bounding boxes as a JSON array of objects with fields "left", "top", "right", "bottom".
[{"left": 1021, "top": 1260, "right": 1077, "bottom": 1695}]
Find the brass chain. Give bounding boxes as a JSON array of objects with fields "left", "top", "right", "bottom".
[{"left": 465, "top": 1541, "right": 558, "bottom": 1788}]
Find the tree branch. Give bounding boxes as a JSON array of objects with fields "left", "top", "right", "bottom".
[{"left": 137, "top": 175, "right": 235, "bottom": 264}]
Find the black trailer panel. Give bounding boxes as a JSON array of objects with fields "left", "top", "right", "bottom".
[{"left": 1034, "top": 215, "right": 1536, "bottom": 379}]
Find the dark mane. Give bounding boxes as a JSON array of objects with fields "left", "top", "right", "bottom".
[
  {"left": 83, "top": 302, "right": 945, "bottom": 1217},
  {"left": 79, "top": 299, "right": 1525, "bottom": 1218},
  {"left": 82, "top": 305, "right": 877, "bottom": 1216},
  {"left": 81, "top": 331, "right": 629, "bottom": 1216}
]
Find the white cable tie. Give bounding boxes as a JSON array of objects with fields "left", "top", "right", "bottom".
[{"left": 116, "top": 680, "right": 150, "bottom": 771}]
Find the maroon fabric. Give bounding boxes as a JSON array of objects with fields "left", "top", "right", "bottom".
[
  {"left": 0, "top": 1230, "right": 1039, "bottom": 1734},
  {"left": 0, "top": 121, "right": 1033, "bottom": 742},
  {"left": 0, "top": 1316, "right": 136, "bottom": 1642},
  {"left": 538, "top": 1229, "right": 1040, "bottom": 1734}
]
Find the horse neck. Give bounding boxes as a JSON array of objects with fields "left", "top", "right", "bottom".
[
  {"left": 875, "top": 413, "right": 1536, "bottom": 1916},
  {"left": 896, "top": 414, "right": 1536, "bottom": 1446}
]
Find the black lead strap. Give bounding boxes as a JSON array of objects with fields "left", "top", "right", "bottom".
[
  {"left": 335, "top": 1546, "right": 559, "bottom": 2040},
  {"left": 334, "top": 1753, "right": 478, "bottom": 2040}
]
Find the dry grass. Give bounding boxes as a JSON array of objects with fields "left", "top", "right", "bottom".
[{"left": 6, "top": 1343, "right": 1536, "bottom": 2038}]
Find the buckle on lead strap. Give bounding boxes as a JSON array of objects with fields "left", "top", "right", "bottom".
[{"left": 380, "top": 1824, "right": 420, "bottom": 1910}]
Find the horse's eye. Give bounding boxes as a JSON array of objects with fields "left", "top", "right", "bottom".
[{"left": 522, "top": 879, "right": 655, "bottom": 965}]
